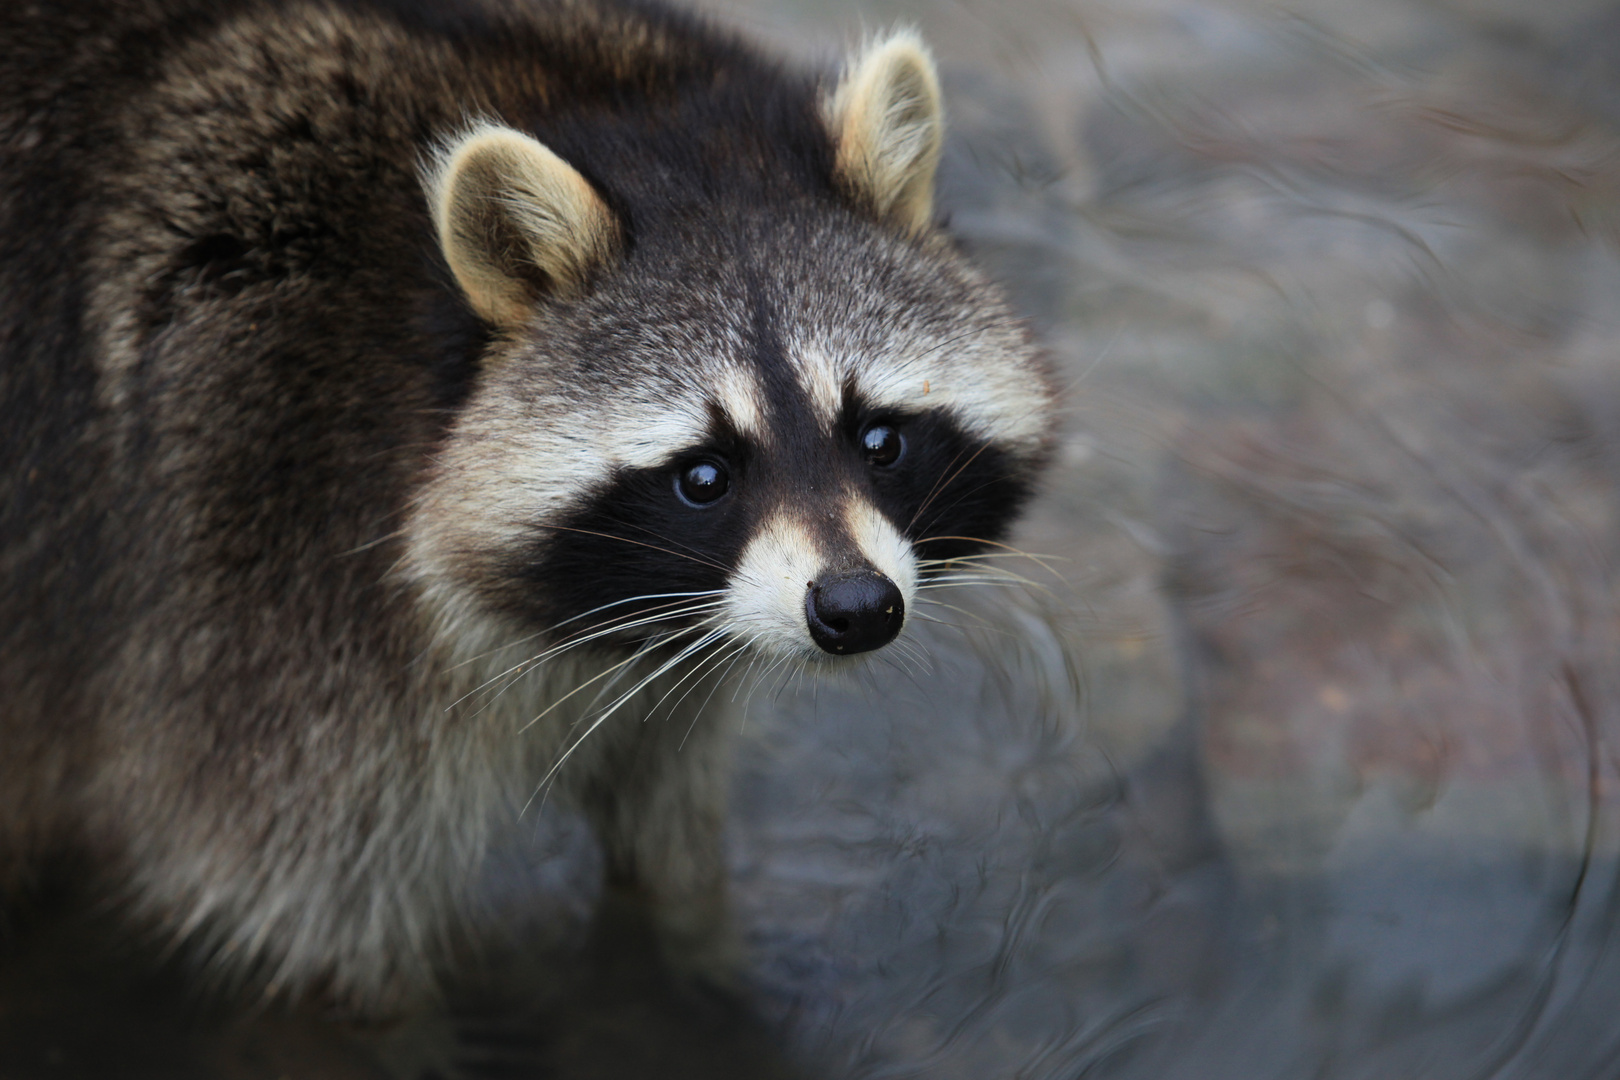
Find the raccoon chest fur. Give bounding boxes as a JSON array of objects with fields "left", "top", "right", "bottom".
[{"left": 0, "top": 0, "right": 1055, "bottom": 1010}]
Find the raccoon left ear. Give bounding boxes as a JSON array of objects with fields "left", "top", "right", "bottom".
[
  {"left": 426, "top": 123, "right": 619, "bottom": 329},
  {"left": 823, "top": 30, "right": 944, "bottom": 235}
]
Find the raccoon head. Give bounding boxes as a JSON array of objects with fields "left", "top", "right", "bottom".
[{"left": 409, "top": 31, "right": 1054, "bottom": 668}]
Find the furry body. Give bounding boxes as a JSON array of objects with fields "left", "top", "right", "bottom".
[{"left": 0, "top": 0, "right": 1054, "bottom": 1009}]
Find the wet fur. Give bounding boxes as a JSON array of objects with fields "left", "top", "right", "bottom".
[{"left": 0, "top": 0, "right": 1055, "bottom": 1010}]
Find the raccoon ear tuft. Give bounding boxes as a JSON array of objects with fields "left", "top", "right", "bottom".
[
  {"left": 426, "top": 123, "right": 619, "bottom": 329},
  {"left": 823, "top": 30, "right": 944, "bottom": 235}
]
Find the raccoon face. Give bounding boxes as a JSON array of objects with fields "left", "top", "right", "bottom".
[{"left": 409, "top": 33, "right": 1053, "bottom": 667}]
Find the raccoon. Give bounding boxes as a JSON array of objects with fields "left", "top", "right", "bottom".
[{"left": 0, "top": 0, "right": 1055, "bottom": 1010}]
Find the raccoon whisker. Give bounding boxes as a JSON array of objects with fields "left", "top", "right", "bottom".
[
  {"left": 911, "top": 472, "right": 1031, "bottom": 536},
  {"left": 916, "top": 575, "right": 1047, "bottom": 593},
  {"left": 449, "top": 600, "right": 726, "bottom": 712},
  {"left": 914, "top": 599, "right": 1024, "bottom": 641},
  {"left": 768, "top": 654, "right": 809, "bottom": 707},
  {"left": 441, "top": 593, "right": 724, "bottom": 686},
  {"left": 697, "top": 634, "right": 758, "bottom": 702},
  {"left": 913, "top": 327, "right": 992, "bottom": 363},
  {"left": 913, "top": 564, "right": 1031, "bottom": 583},
  {"left": 913, "top": 536, "right": 1056, "bottom": 558},
  {"left": 575, "top": 631, "right": 682, "bottom": 716},
  {"left": 537, "top": 599, "right": 727, "bottom": 659},
  {"left": 757, "top": 663, "right": 793, "bottom": 713},
  {"left": 903, "top": 442, "right": 981, "bottom": 534},
  {"left": 913, "top": 553, "right": 1045, "bottom": 564},
  {"left": 673, "top": 639, "right": 758, "bottom": 751},
  {"left": 738, "top": 649, "right": 796, "bottom": 717},
  {"left": 518, "top": 599, "right": 724, "bottom": 667},
  {"left": 916, "top": 564, "right": 1043, "bottom": 583},
  {"left": 686, "top": 675, "right": 743, "bottom": 748},
  {"left": 767, "top": 662, "right": 797, "bottom": 709},
  {"left": 787, "top": 656, "right": 814, "bottom": 699},
  {"left": 525, "top": 629, "right": 727, "bottom": 810},
  {"left": 593, "top": 513, "right": 737, "bottom": 574},
  {"left": 913, "top": 551, "right": 1069, "bottom": 571},
  {"left": 919, "top": 570, "right": 1054, "bottom": 596},
  {"left": 876, "top": 644, "right": 923, "bottom": 680},
  {"left": 903, "top": 644, "right": 935, "bottom": 678},
  {"left": 906, "top": 442, "right": 992, "bottom": 533},
  {"left": 732, "top": 652, "right": 769, "bottom": 711},
  {"left": 587, "top": 624, "right": 722, "bottom": 720},
  {"left": 440, "top": 590, "right": 726, "bottom": 701},
  {"left": 912, "top": 537, "right": 1067, "bottom": 579},
  {"left": 729, "top": 650, "right": 764, "bottom": 705},
  {"left": 763, "top": 652, "right": 798, "bottom": 698},
  {"left": 913, "top": 596, "right": 1003, "bottom": 631},
  {"left": 449, "top": 596, "right": 724, "bottom": 699},
  {"left": 528, "top": 524, "right": 731, "bottom": 573},
  {"left": 940, "top": 567, "right": 1056, "bottom": 594},
  {"left": 916, "top": 568, "right": 1048, "bottom": 591},
  {"left": 926, "top": 573, "right": 1049, "bottom": 599},
  {"left": 774, "top": 654, "right": 812, "bottom": 706},
  {"left": 915, "top": 573, "right": 1041, "bottom": 591},
  {"left": 730, "top": 645, "right": 781, "bottom": 714},
  {"left": 336, "top": 528, "right": 409, "bottom": 558},
  {"left": 515, "top": 627, "right": 702, "bottom": 737},
  {"left": 441, "top": 627, "right": 552, "bottom": 673},
  {"left": 1073, "top": 326, "right": 1125, "bottom": 387},
  {"left": 704, "top": 636, "right": 762, "bottom": 736},
  {"left": 642, "top": 632, "right": 739, "bottom": 726},
  {"left": 459, "top": 623, "right": 698, "bottom": 722},
  {"left": 871, "top": 652, "right": 908, "bottom": 682},
  {"left": 539, "top": 626, "right": 712, "bottom": 772},
  {"left": 507, "top": 615, "right": 727, "bottom": 708},
  {"left": 873, "top": 652, "right": 931, "bottom": 697},
  {"left": 891, "top": 636, "right": 930, "bottom": 670},
  {"left": 914, "top": 591, "right": 1000, "bottom": 609},
  {"left": 544, "top": 589, "right": 728, "bottom": 637}
]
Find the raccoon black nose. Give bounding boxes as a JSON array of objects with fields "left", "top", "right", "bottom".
[{"left": 806, "top": 571, "right": 904, "bottom": 655}]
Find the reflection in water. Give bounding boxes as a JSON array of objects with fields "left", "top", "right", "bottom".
[{"left": 706, "top": 0, "right": 1620, "bottom": 1076}]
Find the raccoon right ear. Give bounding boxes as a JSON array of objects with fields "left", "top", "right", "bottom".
[
  {"left": 823, "top": 30, "right": 944, "bottom": 235},
  {"left": 426, "top": 123, "right": 619, "bottom": 329}
]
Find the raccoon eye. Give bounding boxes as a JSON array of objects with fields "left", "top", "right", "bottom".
[
  {"left": 675, "top": 460, "right": 730, "bottom": 507},
  {"left": 861, "top": 423, "right": 904, "bottom": 468}
]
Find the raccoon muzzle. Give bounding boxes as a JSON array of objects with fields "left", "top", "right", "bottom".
[{"left": 805, "top": 569, "right": 904, "bottom": 654}]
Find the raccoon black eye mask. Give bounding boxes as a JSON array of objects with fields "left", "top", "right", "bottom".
[
  {"left": 0, "top": 0, "right": 1055, "bottom": 1013},
  {"left": 511, "top": 396, "right": 1029, "bottom": 662}
]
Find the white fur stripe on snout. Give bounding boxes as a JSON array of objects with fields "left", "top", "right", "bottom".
[
  {"left": 721, "top": 516, "right": 821, "bottom": 660},
  {"left": 722, "top": 500, "right": 917, "bottom": 660},
  {"left": 843, "top": 501, "right": 917, "bottom": 612}
]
